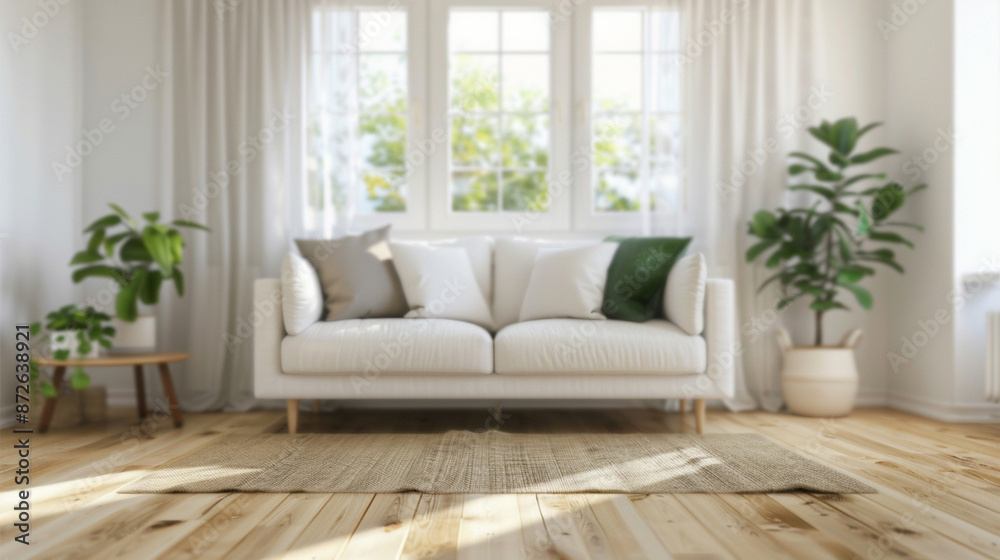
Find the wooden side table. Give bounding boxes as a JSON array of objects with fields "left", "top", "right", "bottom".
[{"left": 35, "top": 352, "right": 189, "bottom": 433}]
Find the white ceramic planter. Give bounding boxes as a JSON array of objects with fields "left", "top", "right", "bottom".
[
  {"left": 49, "top": 330, "right": 100, "bottom": 359},
  {"left": 110, "top": 314, "right": 157, "bottom": 353},
  {"left": 778, "top": 327, "right": 862, "bottom": 417}
]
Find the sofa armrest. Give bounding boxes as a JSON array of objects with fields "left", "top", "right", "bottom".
[
  {"left": 703, "top": 278, "right": 736, "bottom": 398},
  {"left": 254, "top": 279, "right": 285, "bottom": 397}
]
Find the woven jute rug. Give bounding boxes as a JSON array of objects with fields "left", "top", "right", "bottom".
[{"left": 120, "top": 431, "right": 873, "bottom": 494}]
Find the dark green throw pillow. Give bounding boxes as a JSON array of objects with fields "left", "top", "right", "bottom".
[{"left": 602, "top": 237, "right": 691, "bottom": 322}]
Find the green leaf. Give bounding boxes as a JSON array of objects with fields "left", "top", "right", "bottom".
[
  {"left": 70, "top": 250, "right": 104, "bottom": 265},
  {"left": 139, "top": 270, "right": 163, "bottom": 305},
  {"left": 871, "top": 183, "right": 906, "bottom": 221},
  {"left": 70, "top": 367, "right": 90, "bottom": 390},
  {"left": 849, "top": 147, "right": 898, "bottom": 165},
  {"left": 143, "top": 211, "right": 160, "bottom": 222},
  {"left": 41, "top": 381, "right": 58, "bottom": 398},
  {"left": 789, "top": 152, "right": 829, "bottom": 168},
  {"left": 72, "top": 265, "right": 121, "bottom": 284},
  {"left": 833, "top": 202, "right": 860, "bottom": 216},
  {"left": 814, "top": 168, "right": 844, "bottom": 182},
  {"left": 115, "top": 272, "right": 142, "bottom": 321},
  {"left": 168, "top": 230, "right": 184, "bottom": 265},
  {"left": 789, "top": 185, "right": 836, "bottom": 199},
  {"left": 120, "top": 237, "right": 154, "bottom": 262},
  {"left": 765, "top": 248, "right": 786, "bottom": 269},
  {"left": 86, "top": 229, "right": 106, "bottom": 253},
  {"left": 30, "top": 323, "right": 41, "bottom": 336},
  {"left": 788, "top": 164, "right": 811, "bottom": 176},
  {"left": 836, "top": 268, "right": 866, "bottom": 284},
  {"left": 745, "top": 239, "right": 779, "bottom": 262},
  {"left": 907, "top": 183, "right": 927, "bottom": 195},
  {"left": 840, "top": 282, "right": 873, "bottom": 309},
  {"left": 840, "top": 173, "right": 887, "bottom": 190},
  {"left": 869, "top": 231, "right": 914, "bottom": 248},
  {"left": 833, "top": 117, "right": 859, "bottom": 155},
  {"left": 883, "top": 221, "right": 925, "bottom": 232},
  {"left": 143, "top": 225, "right": 175, "bottom": 276},
  {"left": 108, "top": 203, "right": 137, "bottom": 229},
  {"left": 749, "top": 211, "right": 779, "bottom": 239},
  {"left": 173, "top": 267, "right": 185, "bottom": 297},
  {"left": 83, "top": 214, "right": 121, "bottom": 233},
  {"left": 52, "top": 349, "right": 70, "bottom": 361},
  {"left": 172, "top": 219, "right": 211, "bottom": 232},
  {"left": 829, "top": 152, "right": 850, "bottom": 168},
  {"left": 856, "top": 201, "right": 871, "bottom": 235}
]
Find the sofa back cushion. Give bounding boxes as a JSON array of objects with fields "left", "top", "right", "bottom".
[
  {"left": 492, "top": 237, "right": 597, "bottom": 330},
  {"left": 395, "top": 236, "right": 493, "bottom": 305}
]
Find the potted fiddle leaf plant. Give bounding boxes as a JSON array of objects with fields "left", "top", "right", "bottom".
[
  {"left": 746, "top": 117, "right": 925, "bottom": 417},
  {"left": 29, "top": 305, "right": 115, "bottom": 397},
  {"left": 70, "top": 204, "right": 209, "bottom": 351}
]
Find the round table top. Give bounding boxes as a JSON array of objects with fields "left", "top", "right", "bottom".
[{"left": 35, "top": 352, "right": 190, "bottom": 367}]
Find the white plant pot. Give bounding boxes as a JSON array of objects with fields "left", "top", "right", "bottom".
[
  {"left": 777, "top": 327, "right": 862, "bottom": 417},
  {"left": 110, "top": 314, "right": 157, "bottom": 353},
  {"left": 49, "top": 330, "right": 100, "bottom": 359}
]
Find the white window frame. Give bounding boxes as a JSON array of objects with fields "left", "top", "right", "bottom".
[
  {"left": 428, "top": 0, "right": 571, "bottom": 232},
  {"left": 312, "top": 0, "right": 429, "bottom": 232},
  {"left": 572, "top": 0, "right": 686, "bottom": 232}
]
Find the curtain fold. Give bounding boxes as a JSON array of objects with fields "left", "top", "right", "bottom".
[
  {"left": 163, "top": 0, "right": 309, "bottom": 410},
  {"left": 663, "top": 0, "right": 822, "bottom": 411}
]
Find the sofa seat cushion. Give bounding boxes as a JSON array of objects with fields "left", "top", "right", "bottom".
[
  {"left": 282, "top": 318, "right": 494, "bottom": 375},
  {"left": 494, "top": 319, "right": 706, "bottom": 374}
]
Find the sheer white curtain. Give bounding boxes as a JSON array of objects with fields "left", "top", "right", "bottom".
[
  {"left": 161, "top": 0, "right": 312, "bottom": 410},
  {"left": 653, "top": 0, "right": 822, "bottom": 411}
]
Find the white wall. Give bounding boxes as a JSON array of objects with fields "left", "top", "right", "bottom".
[{"left": 0, "top": 0, "right": 83, "bottom": 425}]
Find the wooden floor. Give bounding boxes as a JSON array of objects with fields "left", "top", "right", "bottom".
[{"left": 1, "top": 407, "right": 998, "bottom": 560}]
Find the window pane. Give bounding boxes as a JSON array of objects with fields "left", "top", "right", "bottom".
[
  {"left": 650, "top": 165, "right": 680, "bottom": 212},
  {"left": 650, "top": 10, "right": 680, "bottom": 51},
  {"left": 359, "top": 54, "right": 407, "bottom": 112},
  {"left": 451, "top": 54, "right": 499, "bottom": 111},
  {"left": 452, "top": 171, "right": 499, "bottom": 211},
  {"left": 593, "top": 10, "right": 642, "bottom": 51},
  {"left": 649, "top": 114, "right": 681, "bottom": 165},
  {"left": 361, "top": 168, "right": 407, "bottom": 212},
  {"left": 593, "top": 114, "right": 640, "bottom": 168},
  {"left": 502, "top": 114, "right": 549, "bottom": 168},
  {"left": 450, "top": 11, "right": 498, "bottom": 51},
  {"left": 359, "top": 10, "right": 407, "bottom": 52},
  {"left": 313, "top": 54, "right": 355, "bottom": 113},
  {"left": 593, "top": 54, "right": 641, "bottom": 111},
  {"left": 650, "top": 55, "right": 681, "bottom": 112},
  {"left": 502, "top": 55, "right": 550, "bottom": 112},
  {"left": 594, "top": 168, "right": 641, "bottom": 212},
  {"left": 452, "top": 115, "right": 500, "bottom": 167},
  {"left": 502, "top": 171, "right": 548, "bottom": 211},
  {"left": 360, "top": 112, "right": 406, "bottom": 167},
  {"left": 501, "top": 11, "right": 549, "bottom": 51}
]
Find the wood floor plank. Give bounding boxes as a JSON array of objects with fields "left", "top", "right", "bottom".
[
  {"left": 221, "top": 493, "right": 330, "bottom": 559},
  {"left": 628, "top": 494, "right": 735, "bottom": 560},
  {"left": 535, "top": 494, "right": 596, "bottom": 560},
  {"left": 156, "top": 493, "right": 289, "bottom": 560},
  {"left": 401, "top": 494, "right": 463, "bottom": 560},
  {"left": 338, "top": 493, "right": 420, "bottom": 560},
  {"left": 278, "top": 494, "right": 375, "bottom": 560}
]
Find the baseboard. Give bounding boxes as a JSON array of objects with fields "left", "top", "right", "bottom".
[
  {"left": 886, "top": 392, "right": 1000, "bottom": 423},
  {"left": 855, "top": 390, "right": 888, "bottom": 407}
]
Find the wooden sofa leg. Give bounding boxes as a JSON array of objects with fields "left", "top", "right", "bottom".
[
  {"left": 694, "top": 399, "right": 706, "bottom": 434},
  {"left": 287, "top": 399, "right": 299, "bottom": 434},
  {"left": 679, "top": 398, "right": 687, "bottom": 413}
]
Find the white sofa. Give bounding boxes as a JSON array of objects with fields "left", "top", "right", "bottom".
[{"left": 254, "top": 237, "right": 736, "bottom": 434}]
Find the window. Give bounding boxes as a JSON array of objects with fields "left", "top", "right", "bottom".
[
  {"left": 576, "top": 4, "right": 683, "bottom": 229},
  {"left": 430, "top": 0, "right": 570, "bottom": 230},
  {"left": 307, "top": 1, "right": 681, "bottom": 232},
  {"left": 307, "top": 3, "right": 426, "bottom": 231}
]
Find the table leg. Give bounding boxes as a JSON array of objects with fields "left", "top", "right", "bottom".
[
  {"left": 157, "top": 362, "right": 184, "bottom": 428},
  {"left": 38, "top": 366, "right": 66, "bottom": 433},
  {"left": 133, "top": 365, "right": 147, "bottom": 419}
]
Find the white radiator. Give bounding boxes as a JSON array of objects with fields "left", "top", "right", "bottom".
[{"left": 989, "top": 312, "right": 1000, "bottom": 403}]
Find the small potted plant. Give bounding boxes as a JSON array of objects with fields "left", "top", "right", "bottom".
[
  {"left": 69, "top": 204, "right": 208, "bottom": 351},
  {"left": 746, "top": 117, "right": 925, "bottom": 417},
  {"left": 29, "top": 305, "right": 116, "bottom": 397}
]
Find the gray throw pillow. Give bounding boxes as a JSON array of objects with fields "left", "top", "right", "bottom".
[{"left": 295, "top": 225, "right": 408, "bottom": 321}]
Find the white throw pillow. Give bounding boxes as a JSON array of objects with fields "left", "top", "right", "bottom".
[
  {"left": 393, "top": 237, "right": 493, "bottom": 305},
  {"left": 390, "top": 243, "right": 494, "bottom": 329},
  {"left": 492, "top": 238, "right": 597, "bottom": 330},
  {"left": 519, "top": 243, "right": 619, "bottom": 322},
  {"left": 281, "top": 252, "right": 324, "bottom": 335},
  {"left": 664, "top": 252, "right": 707, "bottom": 335}
]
